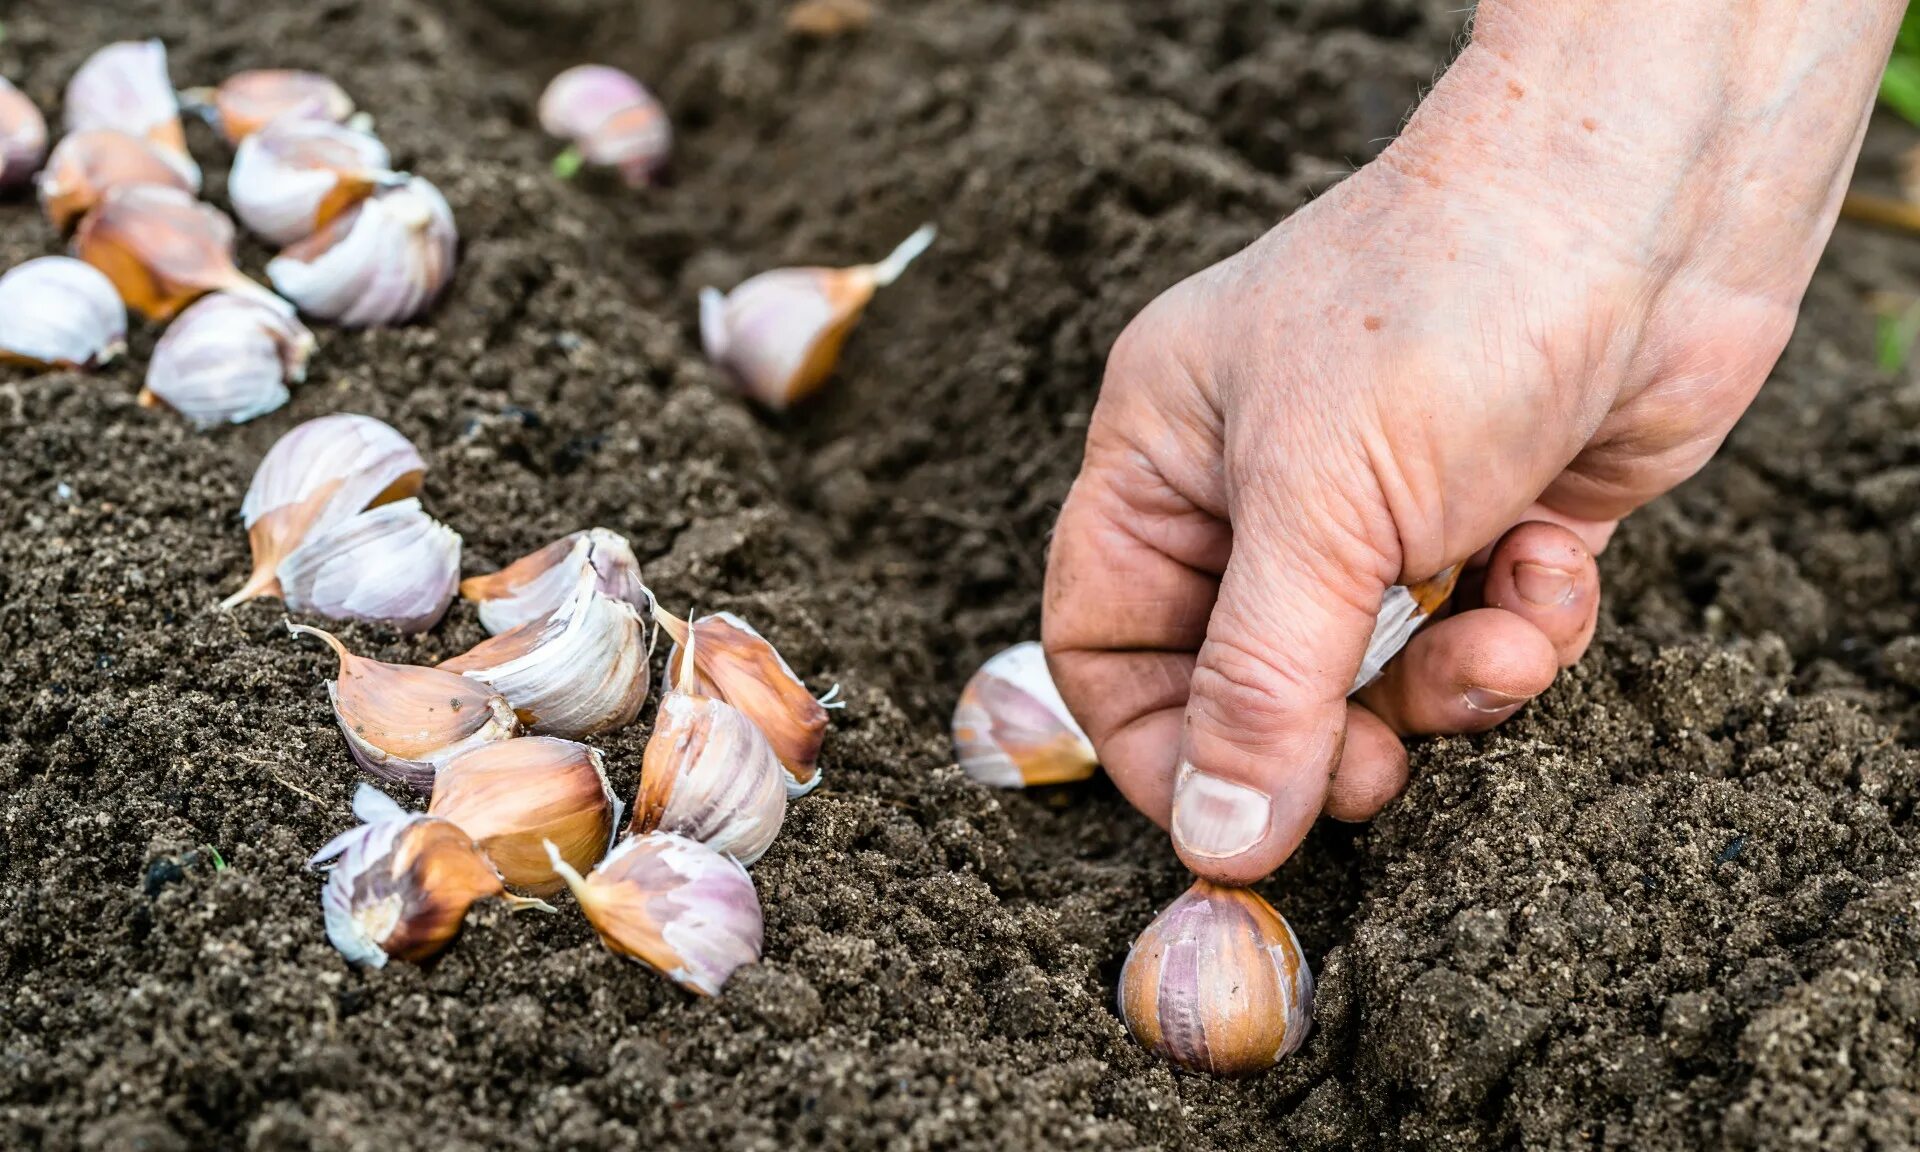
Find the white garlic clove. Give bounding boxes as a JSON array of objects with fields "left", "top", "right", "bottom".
[
  {"left": 279, "top": 498, "right": 462, "bottom": 634},
  {"left": 140, "top": 292, "right": 314, "bottom": 429},
  {"left": 0, "top": 256, "right": 128, "bottom": 370},
  {"left": 951, "top": 641, "right": 1097, "bottom": 789},
  {"left": 72, "top": 183, "right": 287, "bottom": 321},
  {"left": 230, "top": 119, "right": 399, "bottom": 246},
  {"left": 700, "top": 224, "right": 935, "bottom": 411},
  {"left": 266, "top": 175, "right": 457, "bottom": 327},
  {"left": 656, "top": 606, "right": 831, "bottom": 797},
  {"left": 63, "top": 40, "right": 199, "bottom": 189},
  {"left": 1118, "top": 880, "right": 1315, "bottom": 1076},
  {"left": 0, "top": 78, "right": 48, "bottom": 189},
  {"left": 1350, "top": 566, "right": 1462, "bottom": 693},
  {"left": 429, "top": 737, "right": 618, "bottom": 896},
  {"left": 36, "top": 128, "right": 197, "bottom": 233},
  {"left": 460, "top": 528, "right": 650, "bottom": 636},
  {"left": 538, "top": 64, "right": 671, "bottom": 187},
  {"left": 544, "top": 831, "right": 763, "bottom": 995},
  {"left": 288, "top": 622, "right": 519, "bottom": 792},
  {"left": 181, "top": 69, "right": 355, "bottom": 144}
]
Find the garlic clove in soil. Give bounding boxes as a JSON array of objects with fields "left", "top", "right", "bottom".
[
  {"left": 699, "top": 224, "right": 936, "bottom": 411},
  {"left": 266, "top": 175, "right": 456, "bottom": 327},
  {"left": 140, "top": 292, "right": 314, "bottom": 429},
  {"left": 230, "top": 119, "right": 400, "bottom": 246},
  {"left": 951, "top": 641, "right": 1097, "bottom": 789},
  {"left": 544, "top": 831, "right": 763, "bottom": 996},
  {"left": 72, "top": 183, "right": 288, "bottom": 321},
  {"left": 0, "top": 78, "right": 48, "bottom": 190},
  {"left": 460, "top": 528, "right": 650, "bottom": 637},
  {"left": 1350, "top": 565, "right": 1463, "bottom": 693},
  {"left": 309, "top": 783, "right": 551, "bottom": 968},
  {"left": 537, "top": 64, "right": 671, "bottom": 187},
  {"left": 180, "top": 69, "right": 356, "bottom": 144},
  {"left": 36, "top": 128, "right": 199, "bottom": 234},
  {"left": 440, "top": 567, "right": 651, "bottom": 739},
  {"left": 287, "top": 622, "right": 519, "bottom": 792},
  {"left": 428, "top": 737, "right": 618, "bottom": 896},
  {"left": 63, "top": 40, "right": 200, "bottom": 189},
  {"left": 278, "top": 498, "right": 462, "bottom": 634},
  {"left": 0, "top": 256, "right": 128, "bottom": 370},
  {"left": 1118, "top": 879, "right": 1315, "bottom": 1076},
  {"left": 654, "top": 605, "right": 832, "bottom": 797}
]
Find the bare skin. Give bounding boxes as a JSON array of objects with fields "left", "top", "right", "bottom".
[{"left": 1043, "top": 1, "right": 1907, "bottom": 885}]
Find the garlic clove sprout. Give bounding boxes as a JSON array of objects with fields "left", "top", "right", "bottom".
[
  {"left": 0, "top": 78, "right": 48, "bottom": 189},
  {"left": 537, "top": 64, "right": 671, "bottom": 187},
  {"left": 309, "top": 783, "right": 551, "bottom": 967},
  {"left": 0, "top": 256, "right": 128, "bottom": 370},
  {"left": 36, "top": 128, "right": 198, "bottom": 233},
  {"left": 1350, "top": 565, "right": 1463, "bottom": 693},
  {"left": 429, "top": 737, "right": 618, "bottom": 896},
  {"left": 278, "top": 498, "right": 462, "bottom": 634},
  {"left": 72, "top": 183, "right": 287, "bottom": 321},
  {"left": 288, "top": 622, "right": 518, "bottom": 792},
  {"left": 699, "top": 224, "right": 935, "bottom": 411},
  {"left": 460, "top": 527, "right": 650, "bottom": 636},
  {"left": 655, "top": 606, "right": 830, "bottom": 797},
  {"left": 544, "top": 832, "right": 763, "bottom": 995},
  {"left": 266, "top": 175, "right": 456, "bottom": 327},
  {"left": 180, "top": 69, "right": 355, "bottom": 144},
  {"left": 441, "top": 568, "right": 650, "bottom": 739},
  {"left": 1118, "top": 880, "right": 1315, "bottom": 1076},
  {"left": 951, "top": 641, "right": 1096, "bottom": 789},
  {"left": 140, "top": 292, "right": 314, "bottom": 429},
  {"left": 63, "top": 40, "right": 199, "bottom": 189},
  {"left": 230, "top": 119, "right": 399, "bottom": 246}
]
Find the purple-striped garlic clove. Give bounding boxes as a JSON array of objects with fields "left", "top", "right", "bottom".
[
  {"left": 266, "top": 175, "right": 456, "bottom": 327},
  {"left": 180, "top": 69, "right": 356, "bottom": 144},
  {"left": 63, "top": 40, "right": 199, "bottom": 188},
  {"left": 0, "top": 256, "right": 128, "bottom": 370},
  {"left": 537, "top": 64, "right": 670, "bottom": 187},
  {"left": 429, "top": 737, "right": 618, "bottom": 896},
  {"left": 140, "top": 292, "right": 314, "bottom": 429},
  {"left": 544, "top": 831, "right": 763, "bottom": 995},
  {"left": 288, "top": 622, "right": 518, "bottom": 792},
  {"left": 230, "top": 119, "right": 399, "bottom": 246},
  {"left": 951, "top": 641, "right": 1097, "bottom": 789},
  {"left": 36, "top": 128, "right": 197, "bottom": 233},
  {"left": 459, "top": 527, "right": 650, "bottom": 636},
  {"left": 699, "top": 224, "right": 934, "bottom": 411},
  {"left": 278, "top": 498, "right": 461, "bottom": 634},
  {"left": 72, "top": 183, "right": 286, "bottom": 321},
  {"left": 1350, "top": 566, "right": 1462, "bottom": 693},
  {"left": 0, "top": 78, "right": 48, "bottom": 189},
  {"left": 1118, "top": 880, "right": 1315, "bottom": 1076}
]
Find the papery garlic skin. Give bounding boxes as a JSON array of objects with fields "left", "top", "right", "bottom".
[
  {"left": 545, "top": 832, "right": 763, "bottom": 995},
  {"left": 141, "top": 293, "right": 314, "bottom": 429},
  {"left": 430, "top": 737, "right": 617, "bottom": 896},
  {"left": 288, "top": 622, "right": 518, "bottom": 792},
  {"left": 699, "top": 224, "right": 935, "bottom": 411},
  {"left": 1350, "top": 566, "right": 1462, "bottom": 693},
  {"left": 0, "top": 78, "right": 48, "bottom": 189},
  {"left": 0, "top": 257, "right": 128, "bottom": 370},
  {"left": 185, "top": 69, "right": 355, "bottom": 143},
  {"left": 631, "top": 690, "right": 788, "bottom": 865},
  {"left": 952, "top": 641, "right": 1097, "bottom": 789},
  {"left": 659, "top": 608, "right": 829, "bottom": 797},
  {"left": 267, "top": 176, "right": 456, "bottom": 327},
  {"left": 538, "top": 65, "right": 671, "bottom": 187},
  {"left": 1118, "top": 880, "right": 1314, "bottom": 1076},
  {"left": 461, "top": 528, "right": 650, "bottom": 636},
  {"left": 63, "top": 40, "right": 199, "bottom": 188},
  {"left": 279, "top": 498, "right": 461, "bottom": 634},
  {"left": 36, "top": 128, "right": 196, "bottom": 233},
  {"left": 231, "top": 120, "right": 397, "bottom": 246},
  {"left": 72, "top": 183, "right": 285, "bottom": 321}
]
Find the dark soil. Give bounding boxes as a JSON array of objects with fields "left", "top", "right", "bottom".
[{"left": 3, "top": 1, "right": 1919, "bottom": 1149}]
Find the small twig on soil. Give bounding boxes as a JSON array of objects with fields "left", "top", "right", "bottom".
[
  {"left": 1841, "top": 191, "right": 1920, "bottom": 235},
  {"left": 235, "top": 753, "right": 326, "bottom": 805}
]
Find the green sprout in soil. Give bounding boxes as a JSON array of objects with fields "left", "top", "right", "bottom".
[
  {"left": 551, "top": 146, "right": 584, "bottom": 180},
  {"left": 204, "top": 845, "right": 229, "bottom": 872}
]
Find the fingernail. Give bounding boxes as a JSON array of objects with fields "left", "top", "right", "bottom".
[
  {"left": 1463, "top": 687, "right": 1530, "bottom": 713},
  {"left": 1514, "top": 562, "right": 1575, "bottom": 607},
  {"left": 1171, "top": 763, "right": 1271, "bottom": 859}
]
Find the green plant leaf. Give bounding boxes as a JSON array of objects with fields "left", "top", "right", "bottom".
[{"left": 551, "top": 146, "right": 584, "bottom": 181}]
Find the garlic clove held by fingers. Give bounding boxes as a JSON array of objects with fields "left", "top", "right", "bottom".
[
  {"left": 951, "top": 641, "right": 1097, "bottom": 789},
  {"left": 231, "top": 120, "right": 399, "bottom": 246},
  {"left": 0, "top": 257, "right": 128, "bottom": 370},
  {"left": 72, "top": 183, "right": 287, "bottom": 321},
  {"left": 37, "top": 129, "right": 198, "bottom": 233},
  {"left": 545, "top": 832, "right": 763, "bottom": 995},
  {"left": 63, "top": 40, "right": 198, "bottom": 187},
  {"left": 429, "top": 737, "right": 618, "bottom": 896},
  {"left": 699, "top": 223, "right": 935, "bottom": 411},
  {"left": 537, "top": 64, "right": 671, "bottom": 186},
  {"left": 181, "top": 69, "right": 355, "bottom": 144},
  {"left": 1350, "top": 565, "right": 1463, "bottom": 693},
  {"left": 288, "top": 622, "right": 518, "bottom": 792},
  {"left": 0, "top": 78, "right": 48, "bottom": 189},
  {"left": 278, "top": 498, "right": 462, "bottom": 634},
  {"left": 654, "top": 606, "right": 831, "bottom": 797},
  {"left": 266, "top": 175, "right": 456, "bottom": 327},
  {"left": 1118, "top": 880, "right": 1314, "bottom": 1076},
  {"left": 460, "top": 527, "right": 650, "bottom": 636},
  {"left": 140, "top": 292, "right": 314, "bottom": 429}
]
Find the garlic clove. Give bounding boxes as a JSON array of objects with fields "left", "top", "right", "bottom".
[
  {"left": 279, "top": 498, "right": 462, "bottom": 634},
  {"left": 180, "top": 69, "right": 355, "bottom": 144},
  {"left": 288, "top": 622, "right": 518, "bottom": 792},
  {"left": 700, "top": 224, "right": 935, "bottom": 411},
  {"left": 460, "top": 527, "right": 650, "bottom": 636},
  {"left": 230, "top": 119, "right": 399, "bottom": 246},
  {"left": 310, "top": 782, "right": 551, "bottom": 967},
  {"left": 441, "top": 568, "right": 650, "bottom": 739},
  {"left": 266, "top": 175, "right": 456, "bottom": 327},
  {"left": 1117, "top": 880, "right": 1315, "bottom": 1076},
  {"left": 429, "top": 737, "right": 617, "bottom": 896},
  {"left": 544, "top": 832, "right": 763, "bottom": 995},
  {"left": 35, "top": 128, "right": 198, "bottom": 234},
  {"left": 72, "top": 183, "right": 287, "bottom": 321},
  {"left": 63, "top": 40, "right": 199, "bottom": 189},
  {"left": 1350, "top": 565, "right": 1463, "bottom": 693},
  {"left": 656, "top": 606, "right": 830, "bottom": 796},
  {"left": 951, "top": 641, "right": 1096, "bottom": 789},
  {"left": 140, "top": 292, "right": 314, "bottom": 429},
  {"left": 0, "top": 78, "right": 48, "bottom": 190},
  {"left": 537, "top": 64, "right": 671, "bottom": 186},
  {"left": 0, "top": 256, "right": 128, "bottom": 370}
]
